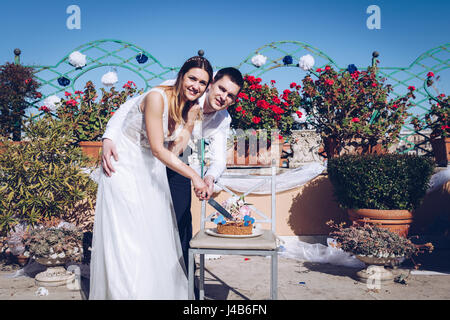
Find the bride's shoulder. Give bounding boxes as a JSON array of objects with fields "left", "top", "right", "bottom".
[{"left": 141, "top": 89, "right": 165, "bottom": 113}]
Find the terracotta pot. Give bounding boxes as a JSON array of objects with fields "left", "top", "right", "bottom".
[
  {"left": 430, "top": 134, "right": 450, "bottom": 167},
  {"left": 347, "top": 208, "right": 413, "bottom": 237},
  {"left": 79, "top": 141, "right": 102, "bottom": 166},
  {"left": 226, "top": 138, "right": 283, "bottom": 167},
  {"left": 16, "top": 254, "right": 29, "bottom": 267}
]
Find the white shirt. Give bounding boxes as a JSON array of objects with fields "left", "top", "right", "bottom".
[{"left": 102, "top": 89, "right": 230, "bottom": 182}]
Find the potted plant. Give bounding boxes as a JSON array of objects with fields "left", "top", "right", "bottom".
[
  {"left": 24, "top": 223, "right": 83, "bottom": 286},
  {"left": 227, "top": 76, "right": 301, "bottom": 166},
  {"left": 327, "top": 220, "right": 433, "bottom": 283},
  {"left": 327, "top": 153, "right": 435, "bottom": 237},
  {"left": 5, "top": 223, "right": 31, "bottom": 266},
  {"left": 411, "top": 81, "right": 449, "bottom": 166},
  {"left": 289, "top": 59, "right": 415, "bottom": 158},
  {"left": 0, "top": 114, "right": 97, "bottom": 237},
  {"left": 53, "top": 80, "right": 142, "bottom": 165}
]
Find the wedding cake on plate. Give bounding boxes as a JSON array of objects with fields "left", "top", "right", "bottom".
[{"left": 212, "top": 196, "right": 255, "bottom": 235}]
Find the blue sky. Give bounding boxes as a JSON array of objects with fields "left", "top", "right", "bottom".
[{"left": 0, "top": 0, "right": 449, "bottom": 96}]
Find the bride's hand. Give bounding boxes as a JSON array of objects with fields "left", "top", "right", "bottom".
[{"left": 192, "top": 175, "right": 209, "bottom": 200}]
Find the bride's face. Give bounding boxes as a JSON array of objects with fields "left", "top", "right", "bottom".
[{"left": 180, "top": 68, "right": 210, "bottom": 101}]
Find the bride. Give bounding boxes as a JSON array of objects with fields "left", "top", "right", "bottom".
[{"left": 89, "top": 56, "right": 213, "bottom": 299}]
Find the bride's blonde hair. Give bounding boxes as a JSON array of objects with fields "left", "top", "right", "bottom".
[{"left": 161, "top": 56, "right": 213, "bottom": 124}]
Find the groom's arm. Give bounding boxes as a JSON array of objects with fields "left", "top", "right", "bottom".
[
  {"left": 203, "top": 117, "right": 230, "bottom": 191},
  {"left": 101, "top": 95, "right": 140, "bottom": 176},
  {"left": 102, "top": 95, "right": 139, "bottom": 143}
]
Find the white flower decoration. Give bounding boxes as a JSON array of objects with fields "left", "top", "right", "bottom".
[
  {"left": 299, "top": 54, "right": 315, "bottom": 71},
  {"left": 68, "top": 51, "right": 87, "bottom": 68},
  {"left": 251, "top": 54, "right": 267, "bottom": 67},
  {"left": 292, "top": 107, "right": 307, "bottom": 123},
  {"left": 101, "top": 71, "right": 118, "bottom": 87},
  {"left": 43, "top": 95, "right": 61, "bottom": 112}
]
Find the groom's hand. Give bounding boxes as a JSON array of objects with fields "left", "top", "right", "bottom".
[
  {"left": 203, "top": 175, "right": 215, "bottom": 200},
  {"left": 102, "top": 138, "right": 119, "bottom": 177}
]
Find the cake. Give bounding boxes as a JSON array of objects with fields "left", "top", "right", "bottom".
[
  {"left": 211, "top": 195, "right": 255, "bottom": 235},
  {"left": 216, "top": 221, "right": 253, "bottom": 235}
]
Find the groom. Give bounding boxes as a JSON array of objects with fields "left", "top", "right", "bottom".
[{"left": 101, "top": 67, "right": 243, "bottom": 271}]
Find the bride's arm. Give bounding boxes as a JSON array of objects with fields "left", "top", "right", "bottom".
[{"left": 143, "top": 92, "right": 207, "bottom": 192}]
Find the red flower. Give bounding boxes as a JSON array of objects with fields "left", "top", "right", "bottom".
[
  {"left": 316, "top": 68, "right": 322, "bottom": 73},
  {"left": 66, "top": 99, "right": 78, "bottom": 107},
  {"left": 442, "top": 125, "right": 450, "bottom": 130},
  {"left": 257, "top": 100, "right": 269, "bottom": 109},
  {"left": 325, "top": 79, "right": 334, "bottom": 86},
  {"left": 256, "top": 77, "right": 262, "bottom": 83},
  {"left": 283, "top": 89, "right": 291, "bottom": 95},
  {"left": 296, "top": 85, "right": 301, "bottom": 90},
  {"left": 270, "top": 80, "right": 276, "bottom": 84},
  {"left": 250, "top": 97, "right": 255, "bottom": 102},
  {"left": 65, "top": 91, "right": 72, "bottom": 96},
  {"left": 392, "top": 104, "right": 398, "bottom": 109},
  {"left": 25, "top": 78, "right": 32, "bottom": 85},
  {"left": 351, "top": 72, "right": 360, "bottom": 80},
  {"left": 252, "top": 116, "right": 261, "bottom": 124},
  {"left": 246, "top": 75, "right": 256, "bottom": 83},
  {"left": 110, "top": 112, "right": 115, "bottom": 116},
  {"left": 242, "top": 110, "right": 247, "bottom": 116},
  {"left": 39, "top": 106, "right": 50, "bottom": 112},
  {"left": 236, "top": 106, "right": 243, "bottom": 112},
  {"left": 427, "top": 72, "right": 435, "bottom": 78},
  {"left": 325, "top": 66, "right": 331, "bottom": 71},
  {"left": 123, "top": 84, "right": 131, "bottom": 89},
  {"left": 290, "top": 82, "right": 297, "bottom": 88},
  {"left": 371, "top": 83, "right": 377, "bottom": 87},
  {"left": 408, "top": 86, "right": 416, "bottom": 91},
  {"left": 278, "top": 134, "right": 283, "bottom": 140},
  {"left": 75, "top": 90, "right": 83, "bottom": 94},
  {"left": 296, "top": 110, "right": 303, "bottom": 117},
  {"left": 238, "top": 92, "right": 249, "bottom": 100},
  {"left": 351, "top": 117, "right": 360, "bottom": 123},
  {"left": 272, "top": 97, "right": 281, "bottom": 104}
]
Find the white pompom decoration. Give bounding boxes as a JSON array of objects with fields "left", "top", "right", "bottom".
[
  {"left": 299, "top": 54, "right": 315, "bottom": 71},
  {"left": 101, "top": 71, "right": 118, "bottom": 87},
  {"left": 292, "top": 108, "right": 307, "bottom": 123},
  {"left": 43, "top": 95, "right": 61, "bottom": 112},
  {"left": 251, "top": 54, "right": 267, "bottom": 67},
  {"left": 68, "top": 51, "right": 87, "bottom": 68}
]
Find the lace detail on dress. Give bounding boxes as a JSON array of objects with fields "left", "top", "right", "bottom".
[{"left": 121, "top": 87, "right": 183, "bottom": 149}]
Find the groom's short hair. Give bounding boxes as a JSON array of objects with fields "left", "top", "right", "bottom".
[{"left": 214, "top": 67, "right": 244, "bottom": 91}]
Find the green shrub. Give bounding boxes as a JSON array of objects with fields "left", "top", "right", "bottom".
[
  {"left": 327, "top": 153, "right": 435, "bottom": 210},
  {"left": 0, "top": 115, "right": 98, "bottom": 236}
]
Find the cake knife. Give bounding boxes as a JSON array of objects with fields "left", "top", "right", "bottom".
[{"left": 207, "top": 198, "right": 234, "bottom": 221}]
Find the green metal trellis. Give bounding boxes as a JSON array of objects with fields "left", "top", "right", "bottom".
[{"left": 18, "top": 39, "right": 449, "bottom": 154}]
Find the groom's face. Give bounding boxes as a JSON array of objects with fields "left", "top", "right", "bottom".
[{"left": 206, "top": 75, "right": 240, "bottom": 112}]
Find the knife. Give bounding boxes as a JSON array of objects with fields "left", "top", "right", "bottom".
[{"left": 207, "top": 198, "right": 234, "bottom": 221}]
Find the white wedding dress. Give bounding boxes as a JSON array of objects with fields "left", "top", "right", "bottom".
[{"left": 89, "top": 87, "right": 188, "bottom": 300}]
